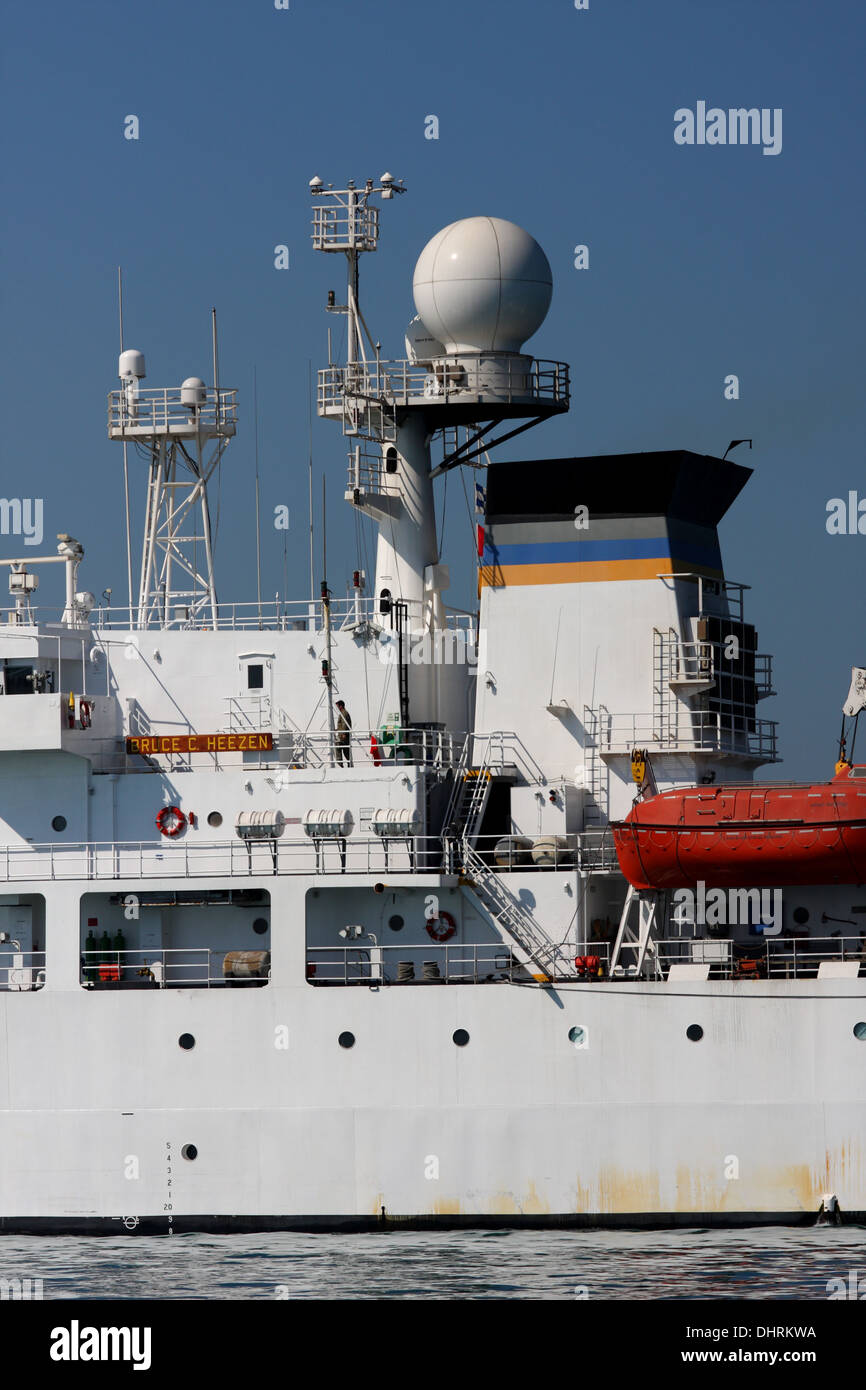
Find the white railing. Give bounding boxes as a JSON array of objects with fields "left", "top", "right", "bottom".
[
  {"left": 661, "top": 574, "right": 750, "bottom": 622},
  {"left": 0, "top": 822, "right": 614, "bottom": 884},
  {"left": 468, "top": 731, "right": 546, "bottom": 784},
  {"left": 318, "top": 357, "right": 570, "bottom": 413},
  {"left": 307, "top": 941, "right": 592, "bottom": 986},
  {"left": 79, "top": 947, "right": 265, "bottom": 988},
  {"left": 648, "top": 935, "right": 866, "bottom": 981},
  {"left": 0, "top": 950, "right": 46, "bottom": 991},
  {"left": 107, "top": 386, "right": 238, "bottom": 437},
  {"left": 0, "top": 835, "right": 451, "bottom": 882},
  {"left": 598, "top": 710, "right": 779, "bottom": 761},
  {"left": 1, "top": 597, "right": 481, "bottom": 637}
]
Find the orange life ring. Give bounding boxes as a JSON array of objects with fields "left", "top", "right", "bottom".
[
  {"left": 425, "top": 909, "right": 456, "bottom": 943},
  {"left": 79, "top": 699, "right": 92, "bottom": 729},
  {"left": 156, "top": 805, "right": 186, "bottom": 837}
]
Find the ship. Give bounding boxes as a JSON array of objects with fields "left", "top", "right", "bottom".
[{"left": 0, "top": 175, "right": 863, "bottom": 1233}]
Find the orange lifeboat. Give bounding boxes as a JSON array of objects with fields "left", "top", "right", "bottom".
[{"left": 611, "top": 764, "right": 866, "bottom": 890}]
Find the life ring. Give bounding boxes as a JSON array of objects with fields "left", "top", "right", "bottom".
[
  {"left": 156, "top": 805, "right": 186, "bottom": 837},
  {"left": 78, "top": 699, "right": 92, "bottom": 729},
  {"left": 425, "top": 909, "right": 456, "bottom": 943}
]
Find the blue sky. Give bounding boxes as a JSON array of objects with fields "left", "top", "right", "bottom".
[{"left": 1, "top": 0, "right": 863, "bottom": 776}]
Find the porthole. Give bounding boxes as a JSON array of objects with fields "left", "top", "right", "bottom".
[
  {"left": 452, "top": 1029, "right": 470, "bottom": 1047},
  {"left": 792, "top": 906, "right": 810, "bottom": 925},
  {"left": 686, "top": 1024, "right": 704, "bottom": 1042},
  {"left": 388, "top": 914, "right": 405, "bottom": 932},
  {"left": 252, "top": 917, "right": 268, "bottom": 935},
  {"left": 568, "top": 1025, "right": 588, "bottom": 1049},
  {"left": 207, "top": 811, "right": 223, "bottom": 828},
  {"left": 51, "top": 815, "right": 67, "bottom": 833},
  {"left": 854, "top": 1023, "right": 866, "bottom": 1042},
  {"left": 178, "top": 1033, "right": 196, "bottom": 1051},
  {"left": 338, "top": 1031, "right": 355, "bottom": 1049},
  {"left": 181, "top": 1144, "right": 198, "bottom": 1161}
]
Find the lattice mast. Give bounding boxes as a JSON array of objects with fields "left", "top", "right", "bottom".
[{"left": 107, "top": 317, "right": 238, "bottom": 631}]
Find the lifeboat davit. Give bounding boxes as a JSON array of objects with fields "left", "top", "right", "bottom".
[{"left": 611, "top": 764, "right": 866, "bottom": 890}]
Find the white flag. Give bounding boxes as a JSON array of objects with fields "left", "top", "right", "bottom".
[{"left": 843, "top": 666, "right": 866, "bottom": 717}]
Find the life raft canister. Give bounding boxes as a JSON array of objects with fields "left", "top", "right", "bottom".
[
  {"left": 156, "top": 805, "right": 186, "bottom": 837},
  {"left": 425, "top": 909, "right": 456, "bottom": 943}
]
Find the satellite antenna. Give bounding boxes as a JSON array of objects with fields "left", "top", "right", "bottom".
[
  {"left": 107, "top": 314, "right": 238, "bottom": 630},
  {"left": 313, "top": 186, "right": 570, "bottom": 631}
]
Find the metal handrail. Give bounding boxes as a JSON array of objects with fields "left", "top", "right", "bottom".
[
  {"left": 599, "top": 709, "right": 779, "bottom": 759},
  {"left": 0, "top": 950, "right": 46, "bottom": 991},
  {"left": 306, "top": 940, "right": 597, "bottom": 986},
  {"left": 107, "top": 386, "right": 238, "bottom": 436},
  {"left": 318, "top": 357, "right": 570, "bottom": 411},
  {"left": 630, "top": 934, "right": 866, "bottom": 981}
]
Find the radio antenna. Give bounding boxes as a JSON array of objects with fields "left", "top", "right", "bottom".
[
  {"left": 118, "top": 266, "right": 134, "bottom": 621},
  {"left": 253, "top": 366, "right": 263, "bottom": 627}
]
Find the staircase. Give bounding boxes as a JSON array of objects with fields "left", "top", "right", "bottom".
[
  {"left": 461, "top": 845, "right": 576, "bottom": 980},
  {"left": 441, "top": 741, "right": 576, "bottom": 980},
  {"left": 440, "top": 744, "right": 493, "bottom": 870}
]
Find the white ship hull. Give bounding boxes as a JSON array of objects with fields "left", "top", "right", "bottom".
[{"left": 1, "top": 918, "right": 863, "bottom": 1231}]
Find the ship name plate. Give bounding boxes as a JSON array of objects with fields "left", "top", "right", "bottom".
[{"left": 126, "top": 733, "right": 274, "bottom": 754}]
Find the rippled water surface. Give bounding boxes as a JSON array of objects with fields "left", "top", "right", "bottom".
[{"left": 1, "top": 1227, "right": 864, "bottom": 1300}]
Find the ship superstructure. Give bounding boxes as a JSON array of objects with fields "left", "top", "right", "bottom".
[{"left": 0, "top": 178, "right": 863, "bottom": 1232}]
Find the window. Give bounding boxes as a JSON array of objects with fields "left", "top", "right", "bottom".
[
  {"left": 178, "top": 1033, "right": 196, "bottom": 1050},
  {"left": 51, "top": 815, "right": 67, "bottom": 833},
  {"left": 452, "top": 1029, "right": 470, "bottom": 1047},
  {"left": 686, "top": 1024, "right": 704, "bottom": 1042},
  {"left": 247, "top": 664, "right": 264, "bottom": 690},
  {"left": 338, "top": 1031, "right": 355, "bottom": 1049}
]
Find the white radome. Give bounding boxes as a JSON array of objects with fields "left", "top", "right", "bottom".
[{"left": 412, "top": 216, "right": 552, "bottom": 354}]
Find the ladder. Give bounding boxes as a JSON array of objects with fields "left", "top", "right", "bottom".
[
  {"left": 582, "top": 704, "right": 609, "bottom": 825},
  {"left": 441, "top": 745, "right": 493, "bottom": 870},
  {"left": 609, "top": 885, "right": 663, "bottom": 978},
  {"left": 461, "top": 844, "right": 575, "bottom": 980}
]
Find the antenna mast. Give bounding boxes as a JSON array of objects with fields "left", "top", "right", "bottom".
[
  {"left": 107, "top": 318, "right": 238, "bottom": 630},
  {"left": 117, "top": 267, "right": 134, "bottom": 621}
]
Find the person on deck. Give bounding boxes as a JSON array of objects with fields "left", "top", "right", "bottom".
[{"left": 335, "top": 700, "right": 353, "bottom": 766}]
